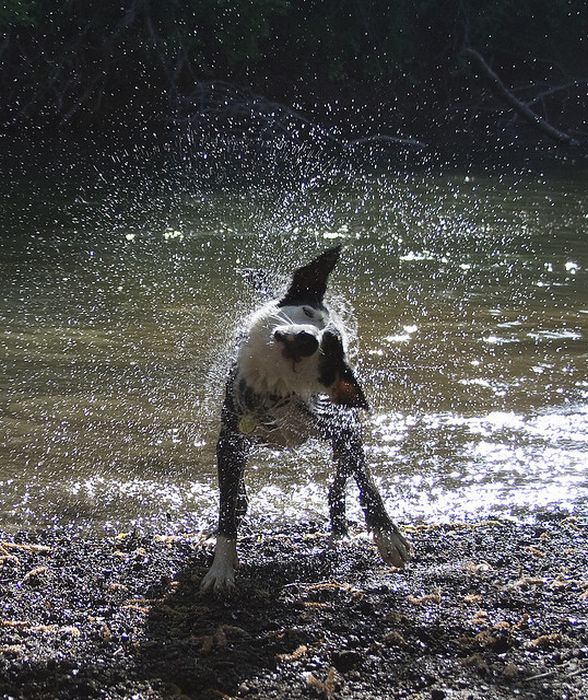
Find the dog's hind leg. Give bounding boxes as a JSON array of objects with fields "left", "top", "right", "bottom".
[{"left": 201, "top": 426, "right": 250, "bottom": 594}]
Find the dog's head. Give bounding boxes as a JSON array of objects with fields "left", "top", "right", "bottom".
[{"left": 237, "top": 247, "right": 368, "bottom": 409}]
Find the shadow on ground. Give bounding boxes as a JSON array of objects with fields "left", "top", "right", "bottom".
[{"left": 0, "top": 518, "right": 586, "bottom": 699}]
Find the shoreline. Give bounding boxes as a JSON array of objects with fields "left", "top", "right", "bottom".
[{"left": 1, "top": 515, "right": 587, "bottom": 699}]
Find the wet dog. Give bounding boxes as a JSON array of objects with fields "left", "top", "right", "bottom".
[{"left": 201, "top": 246, "right": 410, "bottom": 593}]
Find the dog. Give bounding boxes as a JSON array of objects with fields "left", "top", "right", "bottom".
[{"left": 201, "top": 246, "right": 410, "bottom": 593}]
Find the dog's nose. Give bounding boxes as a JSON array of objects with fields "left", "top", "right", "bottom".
[{"left": 274, "top": 329, "right": 319, "bottom": 357}]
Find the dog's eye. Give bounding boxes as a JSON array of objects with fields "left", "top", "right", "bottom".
[{"left": 302, "top": 306, "right": 314, "bottom": 319}]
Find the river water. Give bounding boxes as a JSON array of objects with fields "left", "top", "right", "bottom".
[{"left": 1, "top": 146, "right": 587, "bottom": 532}]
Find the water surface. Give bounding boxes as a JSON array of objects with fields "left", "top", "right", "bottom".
[{"left": 1, "top": 151, "right": 587, "bottom": 532}]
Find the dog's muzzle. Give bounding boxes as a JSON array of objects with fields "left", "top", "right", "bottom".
[{"left": 274, "top": 329, "right": 319, "bottom": 361}]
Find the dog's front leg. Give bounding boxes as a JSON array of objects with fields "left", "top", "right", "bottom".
[
  {"left": 201, "top": 427, "right": 250, "bottom": 594},
  {"left": 329, "top": 448, "right": 352, "bottom": 538},
  {"left": 335, "top": 427, "right": 411, "bottom": 567},
  {"left": 355, "top": 463, "right": 411, "bottom": 568}
]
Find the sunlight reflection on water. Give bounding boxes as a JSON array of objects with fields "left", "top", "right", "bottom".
[{"left": 0, "top": 156, "right": 587, "bottom": 531}]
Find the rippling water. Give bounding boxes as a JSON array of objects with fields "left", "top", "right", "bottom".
[{"left": 1, "top": 149, "right": 587, "bottom": 531}]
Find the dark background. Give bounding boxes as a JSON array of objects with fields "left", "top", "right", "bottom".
[{"left": 1, "top": 0, "right": 587, "bottom": 153}]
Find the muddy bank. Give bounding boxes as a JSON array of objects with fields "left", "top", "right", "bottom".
[{"left": 0, "top": 516, "right": 586, "bottom": 699}]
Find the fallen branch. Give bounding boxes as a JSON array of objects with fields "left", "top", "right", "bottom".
[
  {"left": 347, "top": 134, "right": 427, "bottom": 150},
  {"left": 176, "top": 81, "right": 427, "bottom": 153},
  {"left": 461, "top": 47, "right": 579, "bottom": 146}
]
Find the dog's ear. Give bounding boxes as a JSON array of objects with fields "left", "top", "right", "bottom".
[
  {"left": 319, "top": 326, "right": 369, "bottom": 410},
  {"left": 330, "top": 364, "right": 369, "bottom": 410},
  {"left": 279, "top": 246, "right": 342, "bottom": 307}
]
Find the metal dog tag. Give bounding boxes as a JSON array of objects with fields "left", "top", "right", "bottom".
[{"left": 238, "top": 414, "right": 257, "bottom": 434}]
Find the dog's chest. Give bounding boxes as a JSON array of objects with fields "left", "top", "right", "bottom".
[{"left": 233, "top": 385, "right": 319, "bottom": 448}]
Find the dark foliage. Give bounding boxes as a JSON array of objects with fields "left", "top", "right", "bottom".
[{"left": 0, "top": 0, "right": 586, "bottom": 144}]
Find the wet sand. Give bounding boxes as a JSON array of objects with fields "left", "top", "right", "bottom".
[{"left": 1, "top": 515, "right": 586, "bottom": 699}]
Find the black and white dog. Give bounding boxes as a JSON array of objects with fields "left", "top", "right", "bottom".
[{"left": 201, "top": 246, "right": 410, "bottom": 593}]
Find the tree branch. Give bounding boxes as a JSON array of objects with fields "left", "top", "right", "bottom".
[{"left": 461, "top": 47, "right": 579, "bottom": 146}]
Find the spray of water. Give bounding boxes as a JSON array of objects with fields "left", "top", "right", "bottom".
[{"left": 0, "top": 125, "right": 586, "bottom": 532}]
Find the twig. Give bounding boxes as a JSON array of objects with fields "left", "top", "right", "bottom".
[
  {"left": 524, "top": 80, "right": 588, "bottom": 110},
  {"left": 526, "top": 662, "right": 588, "bottom": 682},
  {"left": 348, "top": 135, "right": 427, "bottom": 150}
]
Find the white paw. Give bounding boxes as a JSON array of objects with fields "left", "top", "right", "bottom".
[
  {"left": 200, "top": 536, "right": 238, "bottom": 594},
  {"left": 200, "top": 561, "right": 236, "bottom": 594},
  {"left": 373, "top": 526, "right": 411, "bottom": 568}
]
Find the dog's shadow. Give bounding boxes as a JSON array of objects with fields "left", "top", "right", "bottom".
[{"left": 137, "top": 527, "right": 391, "bottom": 698}]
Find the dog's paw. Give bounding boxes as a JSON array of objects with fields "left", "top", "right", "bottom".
[
  {"left": 200, "top": 562, "right": 236, "bottom": 595},
  {"left": 373, "top": 525, "right": 411, "bottom": 568},
  {"left": 200, "top": 536, "right": 238, "bottom": 595}
]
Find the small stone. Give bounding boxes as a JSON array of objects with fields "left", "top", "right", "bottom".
[
  {"left": 331, "top": 650, "right": 362, "bottom": 673},
  {"left": 503, "top": 662, "right": 518, "bottom": 679}
]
